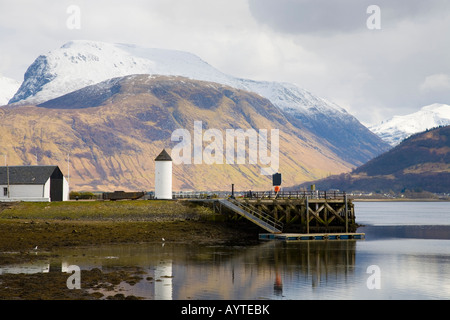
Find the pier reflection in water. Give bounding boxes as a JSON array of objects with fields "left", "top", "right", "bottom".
[{"left": 0, "top": 240, "right": 361, "bottom": 300}]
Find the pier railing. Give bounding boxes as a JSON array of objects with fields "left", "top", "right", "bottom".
[
  {"left": 173, "top": 190, "right": 348, "bottom": 200},
  {"left": 240, "top": 190, "right": 347, "bottom": 200}
]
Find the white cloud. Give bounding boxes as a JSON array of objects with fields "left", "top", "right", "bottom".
[
  {"left": 1, "top": 0, "right": 450, "bottom": 124},
  {"left": 420, "top": 74, "right": 450, "bottom": 93},
  {"left": 247, "top": 0, "right": 450, "bottom": 124}
]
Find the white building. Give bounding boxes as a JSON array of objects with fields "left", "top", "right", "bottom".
[
  {"left": 154, "top": 149, "right": 172, "bottom": 200},
  {"left": 0, "top": 165, "right": 69, "bottom": 202}
]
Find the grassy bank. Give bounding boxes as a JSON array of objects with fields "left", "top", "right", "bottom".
[
  {"left": 0, "top": 200, "right": 258, "bottom": 254},
  {"left": 0, "top": 199, "right": 212, "bottom": 220}
]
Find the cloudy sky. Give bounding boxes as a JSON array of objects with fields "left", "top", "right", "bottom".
[{"left": 1, "top": 0, "right": 449, "bottom": 125}]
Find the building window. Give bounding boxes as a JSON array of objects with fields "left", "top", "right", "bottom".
[{"left": 3, "top": 187, "right": 7, "bottom": 196}]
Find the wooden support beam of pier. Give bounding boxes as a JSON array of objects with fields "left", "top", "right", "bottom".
[
  {"left": 307, "top": 206, "right": 325, "bottom": 225},
  {"left": 324, "top": 202, "right": 345, "bottom": 223},
  {"left": 184, "top": 192, "right": 357, "bottom": 234}
]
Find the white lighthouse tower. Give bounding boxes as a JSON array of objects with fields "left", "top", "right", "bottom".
[{"left": 155, "top": 149, "right": 172, "bottom": 200}]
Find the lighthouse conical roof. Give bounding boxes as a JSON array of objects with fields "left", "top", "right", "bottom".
[{"left": 155, "top": 149, "right": 172, "bottom": 161}]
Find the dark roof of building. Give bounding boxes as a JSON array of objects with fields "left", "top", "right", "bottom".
[
  {"left": 155, "top": 149, "right": 172, "bottom": 161},
  {"left": 0, "top": 166, "right": 63, "bottom": 185}
]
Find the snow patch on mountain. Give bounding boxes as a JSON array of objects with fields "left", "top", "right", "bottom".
[
  {"left": 370, "top": 103, "right": 450, "bottom": 146},
  {"left": 0, "top": 76, "right": 20, "bottom": 106},
  {"left": 9, "top": 41, "right": 229, "bottom": 105},
  {"left": 9, "top": 40, "right": 346, "bottom": 118}
]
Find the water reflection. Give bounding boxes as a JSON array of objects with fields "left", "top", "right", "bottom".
[
  {"left": 0, "top": 262, "right": 50, "bottom": 275},
  {"left": 0, "top": 240, "right": 361, "bottom": 299},
  {"left": 154, "top": 260, "right": 172, "bottom": 300},
  {"left": 359, "top": 225, "right": 450, "bottom": 240},
  {"left": 1, "top": 234, "right": 449, "bottom": 299},
  {"left": 3, "top": 201, "right": 448, "bottom": 299}
]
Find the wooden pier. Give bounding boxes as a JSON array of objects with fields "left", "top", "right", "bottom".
[
  {"left": 240, "top": 193, "right": 355, "bottom": 233},
  {"left": 259, "top": 232, "right": 365, "bottom": 242},
  {"left": 181, "top": 191, "right": 362, "bottom": 238}
]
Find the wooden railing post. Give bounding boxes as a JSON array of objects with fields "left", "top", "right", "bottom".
[
  {"left": 306, "top": 196, "right": 309, "bottom": 234},
  {"left": 344, "top": 193, "right": 348, "bottom": 233}
]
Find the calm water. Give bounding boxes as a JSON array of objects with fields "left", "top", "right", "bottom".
[{"left": 1, "top": 201, "right": 449, "bottom": 300}]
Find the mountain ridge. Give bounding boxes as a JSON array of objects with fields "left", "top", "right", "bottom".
[
  {"left": 1, "top": 75, "right": 355, "bottom": 191},
  {"left": 291, "top": 125, "right": 450, "bottom": 194}
]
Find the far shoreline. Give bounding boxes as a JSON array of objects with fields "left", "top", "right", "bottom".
[{"left": 352, "top": 198, "right": 450, "bottom": 202}]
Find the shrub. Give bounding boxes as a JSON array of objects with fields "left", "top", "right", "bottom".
[{"left": 70, "top": 191, "right": 96, "bottom": 200}]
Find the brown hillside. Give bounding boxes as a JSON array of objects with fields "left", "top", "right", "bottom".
[{"left": 0, "top": 75, "right": 354, "bottom": 192}]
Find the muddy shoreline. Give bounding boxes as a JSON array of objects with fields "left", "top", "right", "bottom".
[{"left": 0, "top": 200, "right": 259, "bottom": 300}]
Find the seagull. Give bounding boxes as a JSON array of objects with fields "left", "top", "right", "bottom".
[
  {"left": 33, "top": 246, "right": 38, "bottom": 251},
  {"left": 162, "top": 238, "right": 165, "bottom": 242}
]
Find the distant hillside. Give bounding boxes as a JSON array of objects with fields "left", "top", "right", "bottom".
[
  {"left": 0, "top": 75, "right": 355, "bottom": 191},
  {"left": 291, "top": 125, "right": 450, "bottom": 193}
]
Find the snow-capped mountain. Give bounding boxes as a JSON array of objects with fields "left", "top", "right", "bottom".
[
  {"left": 9, "top": 41, "right": 229, "bottom": 105},
  {"left": 0, "top": 76, "right": 20, "bottom": 106},
  {"left": 10, "top": 40, "right": 344, "bottom": 115},
  {"left": 9, "top": 40, "right": 388, "bottom": 165},
  {"left": 370, "top": 103, "right": 450, "bottom": 146}
]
